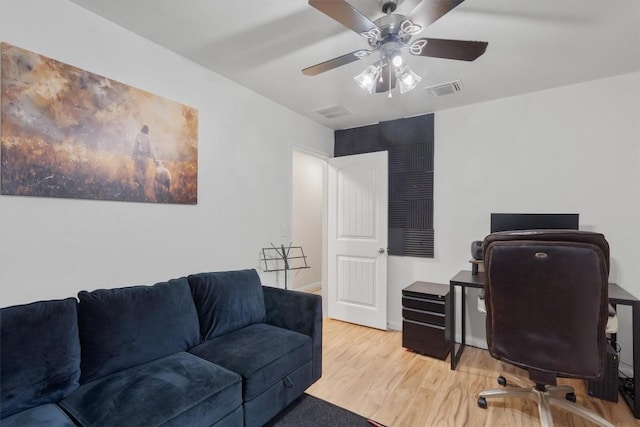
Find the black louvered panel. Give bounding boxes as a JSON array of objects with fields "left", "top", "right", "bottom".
[
  {"left": 353, "top": 123, "right": 381, "bottom": 153},
  {"left": 406, "top": 142, "right": 433, "bottom": 173},
  {"left": 404, "top": 229, "right": 435, "bottom": 257},
  {"left": 389, "top": 202, "right": 405, "bottom": 228},
  {"left": 404, "top": 114, "right": 434, "bottom": 148},
  {"left": 388, "top": 146, "right": 406, "bottom": 173},
  {"left": 334, "top": 129, "right": 353, "bottom": 157},
  {"left": 404, "top": 172, "right": 433, "bottom": 200},
  {"left": 398, "top": 115, "right": 429, "bottom": 145},
  {"left": 333, "top": 113, "right": 435, "bottom": 258},
  {"left": 389, "top": 172, "right": 405, "bottom": 202},
  {"left": 405, "top": 199, "right": 433, "bottom": 229},
  {"left": 334, "top": 124, "right": 380, "bottom": 156},
  {"left": 379, "top": 120, "right": 400, "bottom": 147},
  {"left": 380, "top": 115, "right": 433, "bottom": 146},
  {"left": 389, "top": 228, "right": 404, "bottom": 256}
]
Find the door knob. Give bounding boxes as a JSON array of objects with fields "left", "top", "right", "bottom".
[{"left": 378, "top": 248, "right": 386, "bottom": 254}]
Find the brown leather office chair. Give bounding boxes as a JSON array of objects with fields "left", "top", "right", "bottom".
[{"left": 477, "top": 230, "right": 615, "bottom": 427}]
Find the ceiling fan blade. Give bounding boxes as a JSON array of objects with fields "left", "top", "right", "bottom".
[
  {"left": 406, "top": 0, "right": 465, "bottom": 29},
  {"left": 302, "top": 50, "right": 372, "bottom": 76},
  {"left": 410, "top": 38, "right": 488, "bottom": 61},
  {"left": 309, "top": 0, "right": 379, "bottom": 35},
  {"left": 376, "top": 64, "right": 397, "bottom": 93}
]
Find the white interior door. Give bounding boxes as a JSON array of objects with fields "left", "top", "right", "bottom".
[{"left": 327, "top": 151, "right": 388, "bottom": 330}]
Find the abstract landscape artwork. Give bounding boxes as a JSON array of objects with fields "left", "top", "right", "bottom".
[{"left": 1, "top": 42, "right": 198, "bottom": 204}]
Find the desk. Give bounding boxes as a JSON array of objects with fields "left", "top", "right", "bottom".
[{"left": 449, "top": 269, "right": 640, "bottom": 419}]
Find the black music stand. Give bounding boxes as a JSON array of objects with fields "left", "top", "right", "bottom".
[{"left": 261, "top": 243, "right": 310, "bottom": 289}]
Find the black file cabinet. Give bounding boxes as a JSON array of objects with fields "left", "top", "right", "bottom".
[{"left": 402, "top": 281, "right": 450, "bottom": 360}]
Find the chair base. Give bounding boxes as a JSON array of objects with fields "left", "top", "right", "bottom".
[{"left": 478, "top": 373, "right": 614, "bottom": 427}]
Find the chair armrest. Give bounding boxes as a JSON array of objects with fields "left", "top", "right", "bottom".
[{"left": 262, "top": 286, "right": 322, "bottom": 382}]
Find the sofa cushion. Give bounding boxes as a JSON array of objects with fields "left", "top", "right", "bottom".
[
  {"left": 0, "top": 404, "right": 77, "bottom": 427},
  {"left": 77, "top": 277, "right": 200, "bottom": 383},
  {"left": 60, "top": 352, "right": 242, "bottom": 427},
  {"left": 188, "top": 269, "right": 266, "bottom": 340},
  {"left": 189, "top": 323, "right": 311, "bottom": 401},
  {"left": 0, "top": 298, "right": 80, "bottom": 419}
]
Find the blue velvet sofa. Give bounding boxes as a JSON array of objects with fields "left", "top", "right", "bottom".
[{"left": 0, "top": 269, "right": 322, "bottom": 427}]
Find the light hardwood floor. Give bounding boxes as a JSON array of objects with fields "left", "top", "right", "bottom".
[{"left": 306, "top": 318, "right": 639, "bottom": 427}]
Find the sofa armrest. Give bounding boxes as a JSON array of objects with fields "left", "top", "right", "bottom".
[{"left": 262, "top": 286, "right": 322, "bottom": 382}]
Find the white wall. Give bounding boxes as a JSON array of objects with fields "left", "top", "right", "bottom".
[
  {"left": 291, "top": 150, "right": 324, "bottom": 290},
  {"left": 2, "top": 0, "right": 638, "bottom": 371},
  {"left": 0, "top": 0, "right": 333, "bottom": 306},
  {"left": 387, "top": 72, "right": 640, "bottom": 369}
]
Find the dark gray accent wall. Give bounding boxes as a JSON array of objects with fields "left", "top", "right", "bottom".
[{"left": 334, "top": 114, "right": 434, "bottom": 258}]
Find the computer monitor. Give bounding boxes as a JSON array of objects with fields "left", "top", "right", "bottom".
[{"left": 490, "top": 213, "right": 579, "bottom": 233}]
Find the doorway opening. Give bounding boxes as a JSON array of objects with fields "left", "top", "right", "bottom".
[{"left": 290, "top": 149, "right": 327, "bottom": 300}]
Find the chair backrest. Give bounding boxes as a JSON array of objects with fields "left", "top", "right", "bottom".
[{"left": 483, "top": 230, "right": 610, "bottom": 385}]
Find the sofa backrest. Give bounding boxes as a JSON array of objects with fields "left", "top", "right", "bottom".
[
  {"left": 0, "top": 298, "right": 81, "bottom": 419},
  {"left": 188, "top": 269, "right": 266, "bottom": 340},
  {"left": 77, "top": 277, "right": 200, "bottom": 383}
]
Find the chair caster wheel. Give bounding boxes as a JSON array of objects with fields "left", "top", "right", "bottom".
[
  {"left": 477, "top": 397, "right": 487, "bottom": 409},
  {"left": 565, "top": 392, "right": 576, "bottom": 402},
  {"left": 497, "top": 376, "right": 507, "bottom": 386}
]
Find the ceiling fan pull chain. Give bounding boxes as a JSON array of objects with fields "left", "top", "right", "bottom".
[{"left": 388, "top": 65, "right": 393, "bottom": 99}]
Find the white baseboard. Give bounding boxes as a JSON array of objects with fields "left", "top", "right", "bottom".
[
  {"left": 387, "top": 320, "right": 402, "bottom": 331},
  {"left": 293, "top": 281, "right": 322, "bottom": 292},
  {"left": 465, "top": 335, "right": 488, "bottom": 350}
]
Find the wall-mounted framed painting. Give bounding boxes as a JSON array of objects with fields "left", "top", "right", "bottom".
[{"left": 1, "top": 42, "right": 198, "bottom": 204}]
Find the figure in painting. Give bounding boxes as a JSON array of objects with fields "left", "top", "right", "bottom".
[
  {"left": 154, "top": 160, "right": 172, "bottom": 203},
  {"left": 132, "top": 124, "right": 155, "bottom": 196}
]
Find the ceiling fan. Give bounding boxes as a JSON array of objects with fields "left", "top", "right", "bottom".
[{"left": 302, "top": 0, "right": 488, "bottom": 95}]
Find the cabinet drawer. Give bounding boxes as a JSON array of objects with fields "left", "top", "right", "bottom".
[
  {"left": 402, "top": 320, "right": 450, "bottom": 360},
  {"left": 402, "top": 296, "right": 446, "bottom": 314},
  {"left": 402, "top": 308, "right": 445, "bottom": 326}
]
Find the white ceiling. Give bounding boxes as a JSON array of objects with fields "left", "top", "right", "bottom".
[{"left": 69, "top": 0, "right": 640, "bottom": 130}]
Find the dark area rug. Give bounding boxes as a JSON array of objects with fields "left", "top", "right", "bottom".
[{"left": 265, "top": 394, "right": 387, "bottom": 427}]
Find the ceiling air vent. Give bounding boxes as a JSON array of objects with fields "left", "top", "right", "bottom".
[
  {"left": 314, "top": 104, "right": 353, "bottom": 119},
  {"left": 424, "top": 80, "right": 463, "bottom": 97}
]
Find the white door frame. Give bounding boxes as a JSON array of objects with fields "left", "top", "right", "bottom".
[{"left": 289, "top": 145, "right": 329, "bottom": 314}]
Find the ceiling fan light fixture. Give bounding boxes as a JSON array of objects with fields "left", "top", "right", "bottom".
[
  {"left": 391, "top": 52, "right": 403, "bottom": 67},
  {"left": 396, "top": 65, "right": 421, "bottom": 94},
  {"left": 354, "top": 64, "right": 382, "bottom": 93},
  {"left": 304, "top": 0, "right": 489, "bottom": 97}
]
